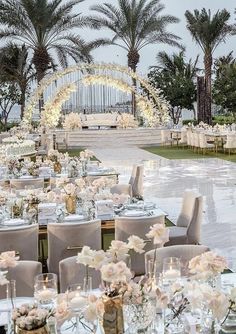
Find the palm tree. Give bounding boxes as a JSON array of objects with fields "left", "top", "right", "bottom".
[
  {"left": 0, "top": 43, "right": 35, "bottom": 118},
  {"left": 185, "top": 8, "right": 232, "bottom": 124},
  {"left": 89, "top": 0, "right": 182, "bottom": 115},
  {"left": 154, "top": 50, "right": 199, "bottom": 79},
  {"left": 0, "top": 0, "right": 106, "bottom": 84}
]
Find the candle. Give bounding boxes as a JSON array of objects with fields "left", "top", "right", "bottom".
[
  {"left": 163, "top": 269, "right": 180, "bottom": 279},
  {"left": 70, "top": 295, "right": 87, "bottom": 310},
  {"left": 36, "top": 287, "right": 56, "bottom": 302}
]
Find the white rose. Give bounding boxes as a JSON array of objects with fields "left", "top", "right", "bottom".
[{"left": 127, "top": 235, "right": 146, "bottom": 254}]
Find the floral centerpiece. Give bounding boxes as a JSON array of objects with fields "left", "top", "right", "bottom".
[
  {"left": 6, "top": 157, "right": 23, "bottom": 176},
  {"left": 117, "top": 113, "right": 138, "bottom": 129},
  {"left": 27, "top": 162, "right": 40, "bottom": 177},
  {"left": 12, "top": 304, "right": 51, "bottom": 334}
]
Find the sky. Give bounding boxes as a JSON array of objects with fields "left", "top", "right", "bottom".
[{"left": 74, "top": 0, "right": 236, "bottom": 74}]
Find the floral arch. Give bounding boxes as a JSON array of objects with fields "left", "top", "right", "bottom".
[{"left": 23, "top": 63, "right": 170, "bottom": 128}]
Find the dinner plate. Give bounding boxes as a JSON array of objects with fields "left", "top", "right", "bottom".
[
  {"left": 64, "top": 214, "right": 85, "bottom": 222},
  {"left": 1, "top": 219, "right": 26, "bottom": 226},
  {"left": 122, "top": 210, "right": 147, "bottom": 217}
]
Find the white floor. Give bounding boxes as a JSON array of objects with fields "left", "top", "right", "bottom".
[{"left": 93, "top": 146, "right": 236, "bottom": 265}]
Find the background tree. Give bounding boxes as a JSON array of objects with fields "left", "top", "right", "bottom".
[
  {"left": 0, "top": 81, "right": 21, "bottom": 128},
  {"left": 185, "top": 8, "right": 232, "bottom": 124},
  {"left": 213, "top": 54, "right": 236, "bottom": 119},
  {"left": 148, "top": 51, "right": 199, "bottom": 124},
  {"left": 89, "top": 0, "right": 182, "bottom": 115},
  {"left": 0, "top": 0, "right": 107, "bottom": 111},
  {"left": 0, "top": 44, "right": 35, "bottom": 119}
]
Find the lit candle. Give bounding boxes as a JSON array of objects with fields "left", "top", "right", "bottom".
[
  {"left": 163, "top": 269, "right": 180, "bottom": 279},
  {"left": 70, "top": 294, "right": 87, "bottom": 310},
  {"left": 37, "top": 286, "right": 56, "bottom": 302}
]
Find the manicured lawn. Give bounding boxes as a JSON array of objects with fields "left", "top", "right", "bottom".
[{"left": 144, "top": 145, "right": 236, "bottom": 163}]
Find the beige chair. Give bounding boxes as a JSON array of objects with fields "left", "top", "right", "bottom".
[
  {"left": 115, "top": 215, "right": 165, "bottom": 276},
  {"left": 166, "top": 196, "right": 203, "bottom": 246},
  {"left": 110, "top": 164, "right": 143, "bottom": 198},
  {"left": 132, "top": 165, "right": 144, "bottom": 198},
  {"left": 145, "top": 244, "right": 209, "bottom": 275},
  {"left": 59, "top": 256, "right": 101, "bottom": 293},
  {"left": 10, "top": 178, "right": 44, "bottom": 190},
  {"left": 0, "top": 225, "right": 38, "bottom": 261},
  {"left": 176, "top": 190, "right": 200, "bottom": 228},
  {"left": 48, "top": 220, "right": 101, "bottom": 276},
  {"left": 0, "top": 261, "right": 42, "bottom": 299},
  {"left": 224, "top": 134, "right": 236, "bottom": 155},
  {"left": 161, "top": 130, "right": 172, "bottom": 146},
  {"left": 110, "top": 184, "right": 132, "bottom": 196},
  {"left": 199, "top": 133, "right": 214, "bottom": 154}
]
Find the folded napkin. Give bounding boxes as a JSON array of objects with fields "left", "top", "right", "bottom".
[
  {"left": 95, "top": 200, "right": 114, "bottom": 219},
  {"left": 38, "top": 167, "right": 51, "bottom": 177}
]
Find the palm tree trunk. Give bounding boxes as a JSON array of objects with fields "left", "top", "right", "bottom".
[
  {"left": 32, "top": 48, "right": 51, "bottom": 113},
  {"left": 204, "top": 53, "right": 213, "bottom": 124},
  {"left": 128, "top": 49, "right": 140, "bottom": 117}
]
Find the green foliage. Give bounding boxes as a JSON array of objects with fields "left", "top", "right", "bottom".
[
  {"left": 148, "top": 51, "right": 198, "bottom": 124},
  {"left": 0, "top": 81, "right": 21, "bottom": 127},
  {"left": 89, "top": 0, "right": 182, "bottom": 70},
  {"left": 213, "top": 55, "right": 236, "bottom": 116},
  {"left": 0, "top": 0, "right": 107, "bottom": 82},
  {"left": 182, "top": 119, "right": 198, "bottom": 126}
]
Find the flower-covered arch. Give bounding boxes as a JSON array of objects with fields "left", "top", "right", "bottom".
[{"left": 23, "top": 63, "right": 170, "bottom": 128}]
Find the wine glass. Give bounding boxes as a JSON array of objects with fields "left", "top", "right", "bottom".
[
  {"left": 34, "top": 273, "right": 58, "bottom": 308},
  {"left": 67, "top": 284, "right": 87, "bottom": 334}
]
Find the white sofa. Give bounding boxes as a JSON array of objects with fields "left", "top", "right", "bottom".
[{"left": 81, "top": 113, "right": 118, "bottom": 128}]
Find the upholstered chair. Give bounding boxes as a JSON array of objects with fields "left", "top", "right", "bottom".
[
  {"left": 0, "top": 261, "right": 42, "bottom": 299},
  {"left": 166, "top": 196, "right": 203, "bottom": 246},
  {"left": 59, "top": 256, "right": 101, "bottom": 293},
  {"left": 224, "top": 134, "right": 236, "bottom": 155},
  {"left": 47, "top": 220, "right": 101, "bottom": 276},
  {"left": 115, "top": 215, "right": 165, "bottom": 276},
  {"left": 160, "top": 130, "right": 172, "bottom": 146},
  {"left": 131, "top": 165, "right": 144, "bottom": 198},
  {"left": 199, "top": 133, "right": 214, "bottom": 153},
  {"left": 10, "top": 178, "right": 44, "bottom": 190},
  {"left": 145, "top": 244, "right": 209, "bottom": 275},
  {"left": 0, "top": 225, "right": 38, "bottom": 261},
  {"left": 110, "top": 184, "right": 132, "bottom": 196},
  {"left": 176, "top": 190, "right": 200, "bottom": 228}
]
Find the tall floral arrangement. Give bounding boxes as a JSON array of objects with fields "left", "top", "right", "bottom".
[
  {"left": 117, "top": 113, "right": 138, "bottom": 129},
  {"left": 63, "top": 112, "right": 82, "bottom": 130}
]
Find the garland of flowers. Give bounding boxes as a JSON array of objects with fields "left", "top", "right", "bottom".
[
  {"left": 40, "top": 83, "right": 76, "bottom": 129},
  {"left": 23, "top": 63, "right": 170, "bottom": 127},
  {"left": 82, "top": 75, "right": 170, "bottom": 127}
]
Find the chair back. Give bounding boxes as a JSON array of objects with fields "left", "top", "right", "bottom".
[
  {"left": 145, "top": 244, "right": 209, "bottom": 274},
  {"left": 161, "top": 130, "right": 170, "bottom": 144},
  {"left": 193, "top": 133, "right": 199, "bottom": 148},
  {"left": 59, "top": 256, "right": 101, "bottom": 293},
  {"left": 186, "top": 196, "right": 203, "bottom": 244},
  {"left": 48, "top": 220, "right": 101, "bottom": 276},
  {"left": 0, "top": 225, "right": 38, "bottom": 261},
  {"left": 132, "top": 165, "right": 144, "bottom": 198},
  {"left": 225, "top": 134, "right": 236, "bottom": 149},
  {"left": 128, "top": 165, "right": 138, "bottom": 186},
  {"left": 0, "top": 261, "right": 42, "bottom": 299},
  {"left": 115, "top": 215, "right": 165, "bottom": 276},
  {"left": 110, "top": 184, "right": 132, "bottom": 196},
  {"left": 10, "top": 178, "right": 44, "bottom": 190},
  {"left": 180, "top": 129, "right": 187, "bottom": 143},
  {"left": 176, "top": 190, "right": 200, "bottom": 228},
  {"left": 199, "top": 133, "right": 207, "bottom": 148}
]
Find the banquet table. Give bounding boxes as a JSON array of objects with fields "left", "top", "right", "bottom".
[{"left": 0, "top": 273, "right": 235, "bottom": 333}]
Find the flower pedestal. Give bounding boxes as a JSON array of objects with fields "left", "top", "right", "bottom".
[
  {"left": 16, "top": 325, "right": 49, "bottom": 334},
  {"left": 101, "top": 295, "right": 124, "bottom": 334},
  {"left": 65, "top": 195, "right": 76, "bottom": 214}
]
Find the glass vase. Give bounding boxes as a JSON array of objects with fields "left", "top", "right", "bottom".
[
  {"left": 220, "top": 310, "right": 236, "bottom": 333},
  {"left": 65, "top": 195, "right": 77, "bottom": 214},
  {"left": 124, "top": 297, "right": 156, "bottom": 333},
  {"left": 101, "top": 295, "right": 124, "bottom": 334}
]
